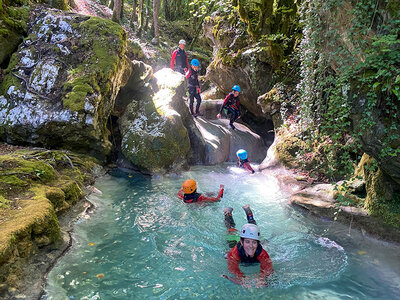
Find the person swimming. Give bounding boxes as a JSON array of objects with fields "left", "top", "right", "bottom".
[
  {"left": 177, "top": 179, "right": 224, "bottom": 203},
  {"left": 223, "top": 205, "right": 273, "bottom": 288},
  {"left": 236, "top": 149, "right": 255, "bottom": 174}
]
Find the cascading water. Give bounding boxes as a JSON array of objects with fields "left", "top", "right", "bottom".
[{"left": 43, "top": 165, "right": 400, "bottom": 299}]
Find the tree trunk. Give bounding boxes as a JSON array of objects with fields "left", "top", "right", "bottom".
[
  {"left": 112, "top": 0, "right": 122, "bottom": 23},
  {"left": 138, "top": 0, "right": 144, "bottom": 36},
  {"left": 144, "top": 0, "right": 151, "bottom": 33},
  {"left": 164, "top": 0, "right": 171, "bottom": 21},
  {"left": 109, "top": 0, "right": 114, "bottom": 9},
  {"left": 153, "top": 0, "right": 160, "bottom": 43},
  {"left": 130, "top": 0, "right": 137, "bottom": 27}
]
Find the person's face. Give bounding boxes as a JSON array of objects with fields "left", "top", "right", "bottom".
[
  {"left": 179, "top": 43, "right": 185, "bottom": 50},
  {"left": 241, "top": 238, "right": 258, "bottom": 257},
  {"left": 233, "top": 91, "right": 239, "bottom": 97},
  {"left": 192, "top": 65, "right": 199, "bottom": 71}
]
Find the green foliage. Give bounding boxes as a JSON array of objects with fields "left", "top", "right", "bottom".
[{"left": 297, "top": 0, "right": 400, "bottom": 180}]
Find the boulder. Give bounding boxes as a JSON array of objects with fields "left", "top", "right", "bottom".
[
  {"left": 186, "top": 117, "right": 267, "bottom": 165},
  {"left": 0, "top": 8, "right": 130, "bottom": 160},
  {"left": 119, "top": 68, "right": 191, "bottom": 174}
]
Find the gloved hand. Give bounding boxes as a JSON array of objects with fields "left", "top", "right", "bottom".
[{"left": 197, "top": 87, "right": 201, "bottom": 94}]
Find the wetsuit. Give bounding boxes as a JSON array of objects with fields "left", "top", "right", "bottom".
[
  {"left": 177, "top": 188, "right": 223, "bottom": 203},
  {"left": 170, "top": 48, "right": 189, "bottom": 74},
  {"left": 219, "top": 92, "right": 240, "bottom": 128},
  {"left": 227, "top": 242, "right": 273, "bottom": 279},
  {"left": 185, "top": 67, "right": 201, "bottom": 115},
  {"left": 238, "top": 158, "right": 255, "bottom": 174}
]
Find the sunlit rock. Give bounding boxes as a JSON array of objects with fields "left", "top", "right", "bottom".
[
  {"left": 0, "top": 8, "right": 130, "bottom": 160},
  {"left": 119, "top": 68, "right": 190, "bottom": 174}
]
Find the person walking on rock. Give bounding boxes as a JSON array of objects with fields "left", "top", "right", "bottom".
[
  {"left": 186, "top": 59, "right": 202, "bottom": 117},
  {"left": 170, "top": 39, "right": 190, "bottom": 75},
  {"left": 217, "top": 85, "right": 241, "bottom": 130},
  {"left": 178, "top": 179, "right": 224, "bottom": 203},
  {"left": 223, "top": 205, "right": 273, "bottom": 288}
]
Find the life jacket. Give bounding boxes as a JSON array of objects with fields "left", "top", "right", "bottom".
[
  {"left": 175, "top": 48, "right": 188, "bottom": 69},
  {"left": 236, "top": 242, "right": 263, "bottom": 263},
  {"left": 183, "top": 192, "right": 201, "bottom": 203},
  {"left": 225, "top": 93, "right": 240, "bottom": 110},
  {"left": 187, "top": 68, "right": 199, "bottom": 88},
  {"left": 238, "top": 158, "right": 249, "bottom": 168}
]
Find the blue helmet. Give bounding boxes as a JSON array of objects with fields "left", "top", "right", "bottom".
[
  {"left": 236, "top": 149, "right": 247, "bottom": 160},
  {"left": 232, "top": 85, "right": 241, "bottom": 92},
  {"left": 191, "top": 59, "right": 200, "bottom": 67}
]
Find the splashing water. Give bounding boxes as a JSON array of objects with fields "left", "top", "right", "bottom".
[{"left": 43, "top": 165, "right": 400, "bottom": 299}]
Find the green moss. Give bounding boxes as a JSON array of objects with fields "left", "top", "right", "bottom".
[
  {"left": 60, "top": 180, "right": 83, "bottom": 205},
  {"left": 45, "top": 187, "right": 65, "bottom": 209},
  {"left": 0, "top": 195, "right": 10, "bottom": 209},
  {"left": 51, "top": 0, "right": 68, "bottom": 10},
  {"left": 63, "top": 82, "right": 94, "bottom": 112}
]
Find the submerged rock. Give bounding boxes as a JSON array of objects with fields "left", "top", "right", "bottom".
[{"left": 0, "top": 8, "right": 130, "bottom": 160}]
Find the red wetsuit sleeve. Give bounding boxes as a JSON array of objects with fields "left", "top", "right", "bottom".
[
  {"left": 171, "top": 50, "right": 177, "bottom": 69},
  {"left": 196, "top": 187, "right": 223, "bottom": 202},
  {"left": 185, "top": 68, "right": 191, "bottom": 79},
  {"left": 227, "top": 246, "right": 245, "bottom": 278},
  {"left": 243, "top": 162, "right": 255, "bottom": 174},
  {"left": 186, "top": 53, "right": 190, "bottom": 70},
  {"left": 177, "top": 188, "right": 184, "bottom": 199},
  {"left": 257, "top": 249, "right": 273, "bottom": 279}
]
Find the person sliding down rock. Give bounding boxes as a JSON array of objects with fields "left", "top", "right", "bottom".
[
  {"left": 177, "top": 179, "right": 224, "bottom": 203},
  {"left": 185, "top": 59, "right": 202, "bottom": 117},
  {"left": 217, "top": 85, "right": 241, "bottom": 130},
  {"left": 223, "top": 205, "right": 273, "bottom": 288},
  {"left": 170, "top": 39, "right": 190, "bottom": 75},
  {"left": 236, "top": 149, "right": 255, "bottom": 174}
]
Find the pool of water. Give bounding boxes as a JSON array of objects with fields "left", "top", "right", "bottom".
[{"left": 43, "top": 165, "right": 400, "bottom": 299}]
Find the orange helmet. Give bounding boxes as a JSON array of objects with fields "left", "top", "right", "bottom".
[{"left": 182, "top": 179, "right": 197, "bottom": 194}]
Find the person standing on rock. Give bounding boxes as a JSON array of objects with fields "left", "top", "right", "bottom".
[
  {"left": 170, "top": 39, "right": 190, "bottom": 75},
  {"left": 217, "top": 85, "right": 241, "bottom": 130},
  {"left": 185, "top": 59, "right": 202, "bottom": 117},
  {"left": 177, "top": 179, "right": 224, "bottom": 203},
  {"left": 236, "top": 149, "right": 255, "bottom": 174},
  {"left": 223, "top": 205, "right": 273, "bottom": 288}
]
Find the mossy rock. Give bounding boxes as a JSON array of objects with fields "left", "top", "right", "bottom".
[
  {"left": 45, "top": 187, "right": 65, "bottom": 209},
  {"left": 273, "top": 131, "right": 305, "bottom": 168},
  {"left": 0, "top": 1, "right": 30, "bottom": 65},
  {"left": 0, "top": 146, "right": 100, "bottom": 291},
  {"left": 0, "top": 9, "right": 129, "bottom": 160},
  {"left": 354, "top": 153, "right": 400, "bottom": 228}
]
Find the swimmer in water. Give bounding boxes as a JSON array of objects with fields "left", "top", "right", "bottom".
[
  {"left": 236, "top": 149, "right": 255, "bottom": 174},
  {"left": 223, "top": 205, "right": 273, "bottom": 288},
  {"left": 177, "top": 179, "right": 224, "bottom": 203}
]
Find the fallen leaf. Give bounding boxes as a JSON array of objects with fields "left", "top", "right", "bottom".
[
  {"left": 96, "top": 273, "right": 104, "bottom": 279},
  {"left": 358, "top": 251, "right": 366, "bottom": 255},
  {"left": 88, "top": 243, "right": 95, "bottom": 246}
]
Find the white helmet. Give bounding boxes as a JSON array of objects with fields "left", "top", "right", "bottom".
[
  {"left": 179, "top": 39, "right": 186, "bottom": 45},
  {"left": 240, "top": 223, "right": 260, "bottom": 241}
]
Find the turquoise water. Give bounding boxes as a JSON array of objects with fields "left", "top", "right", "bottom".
[{"left": 44, "top": 165, "right": 400, "bottom": 299}]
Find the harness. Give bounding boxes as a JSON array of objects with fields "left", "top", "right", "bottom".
[
  {"left": 226, "top": 93, "right": 239, "bottom": 110},
  {"left": 238, "top": 158, "right": 249, "bottom": 168},
  {"left": 187, "top": 68, "right": 199, "bottom": 88},
  {"left": 236, "top": 242, "right": 262, "bottom": 263},
  {"left": 183, "top": 192, "right": 201, "bottom": 203}
]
